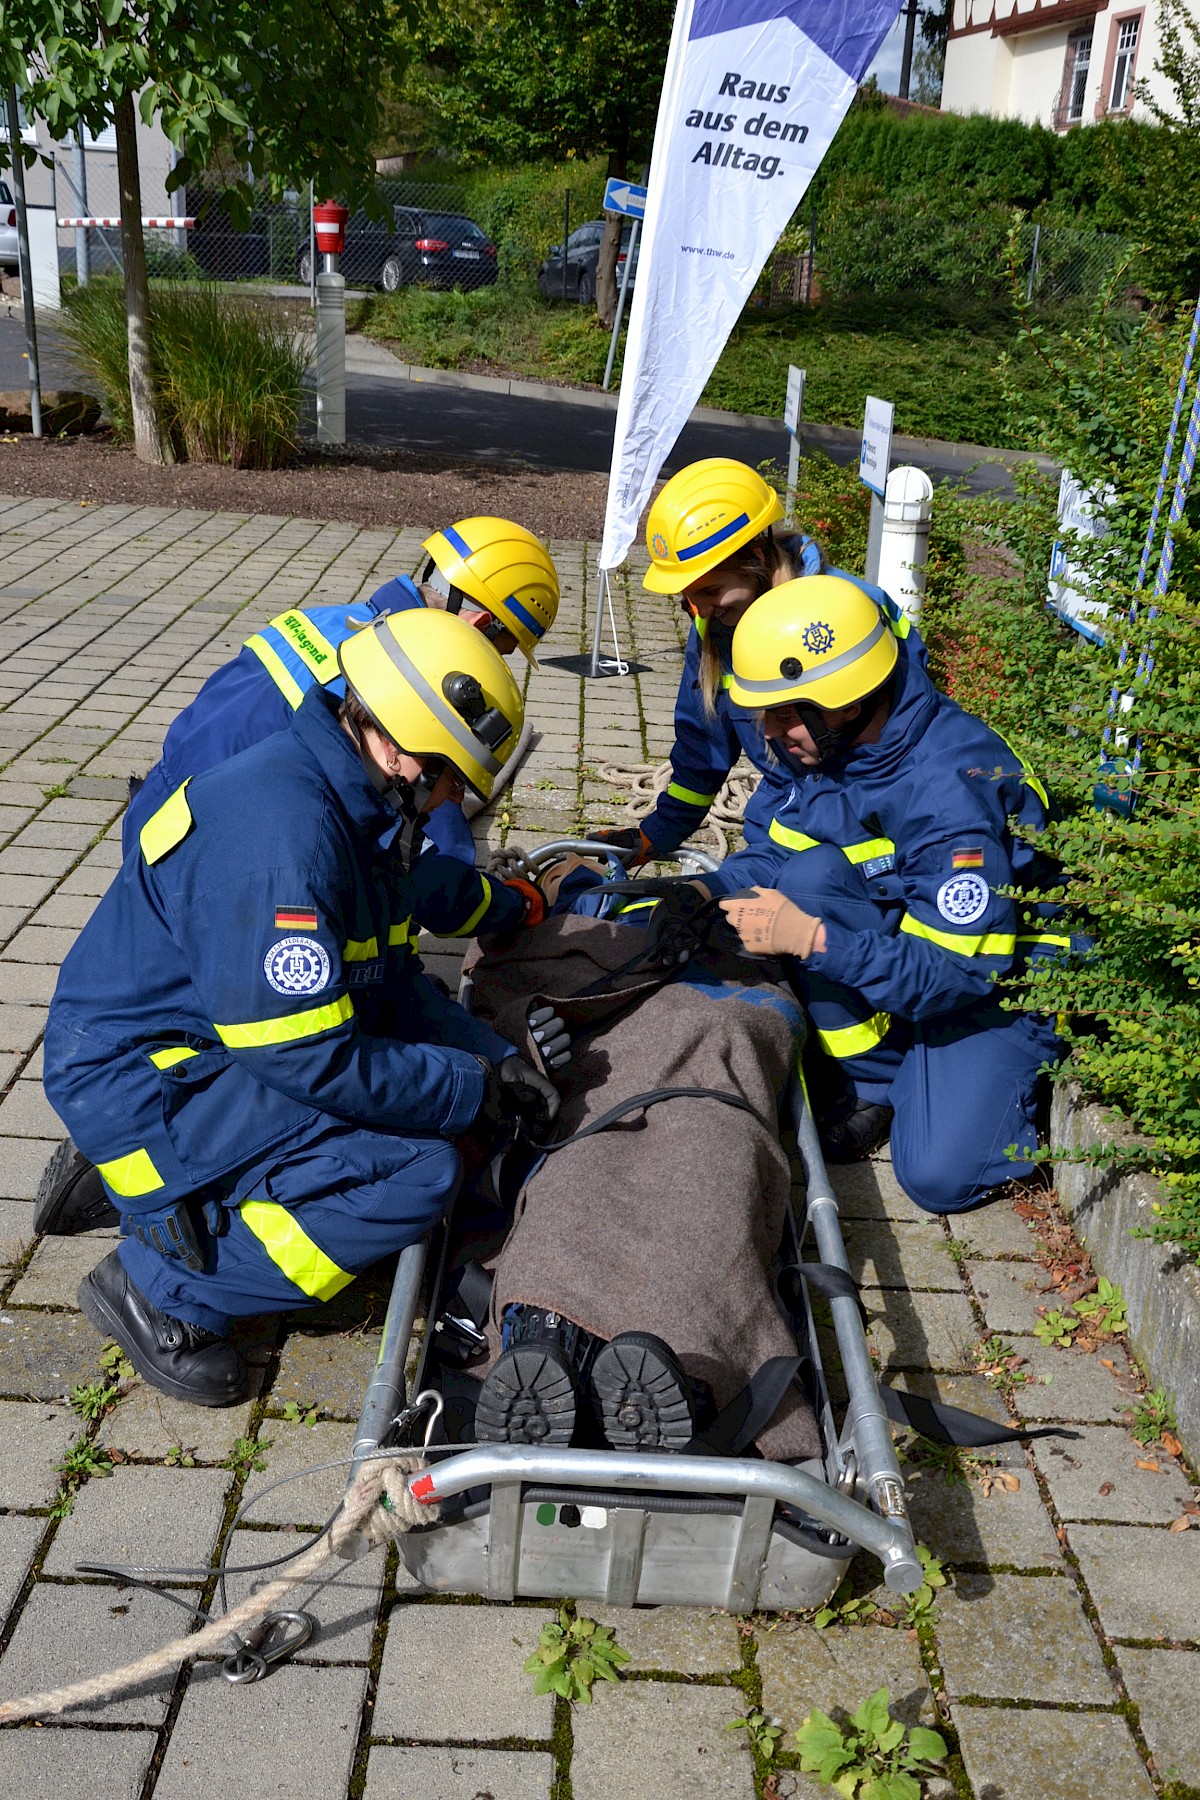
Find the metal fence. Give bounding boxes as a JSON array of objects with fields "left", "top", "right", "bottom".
[{"left": 1016, "top": 221, "right": 1132, "bottom": 310}]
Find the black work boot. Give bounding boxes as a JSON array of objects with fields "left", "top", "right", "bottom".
[
  {"left": 34, "top": 1139, "right": 120, "bottom": 1235},
  {"left": 590, "top": 1332, "right": 695, "bottom": 1451},
  {"left": 474, "top": 1307, "right": 598, "bottom": 1447},
  {"left": 818, "top": 1097, "right": 894, "bottom": 1164},
  {"left": 78, "top": 1249, "right": 247, "bottom": 1407}
]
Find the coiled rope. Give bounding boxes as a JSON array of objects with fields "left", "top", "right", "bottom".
[{"left": 0, "top": 1451, "right": 435, "bottom": 1724}]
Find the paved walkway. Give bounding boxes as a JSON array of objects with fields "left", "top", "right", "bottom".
[{"left": 0, "top": 493, "right": 1196, "bottom": 1800}]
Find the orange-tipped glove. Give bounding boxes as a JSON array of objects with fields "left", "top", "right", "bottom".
[
  {"left": 584, "top": 824, "right": 654, "bottom": 868},
  {"left": 718, "top": 887, "right": 826, "bottom": 960},
  {"left": 504, "top": 876, "right": 546, "bottom": 928}
]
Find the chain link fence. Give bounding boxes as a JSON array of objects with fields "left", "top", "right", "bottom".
[{"left": 1015, "top": 221, "right": 1131, "bottom": 309}]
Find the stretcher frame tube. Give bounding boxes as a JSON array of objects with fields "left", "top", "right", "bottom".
[
  {"left": 790, "top": 1082, "right": 917, "bottom": 1560},
  {"left": 407, "top": 1445, "right": 923, "bottom": 1592},
  {"left": 350, "top": 1235, "right": 428, "bottom": 1478}
]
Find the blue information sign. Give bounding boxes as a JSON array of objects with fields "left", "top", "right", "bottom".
[{"left": 603, "top": 179, "right": 648, "bottom": 219}]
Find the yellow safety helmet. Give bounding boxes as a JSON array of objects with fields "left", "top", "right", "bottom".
[
  {"left": 421, "top": 517, "right": 559, "bottom": 667},
  {"left": 727, "top": 575, "right": 898, "bottom": 712},
  {"left": 642, "top": 458, "right": 784, "bottom": 594},
  {"left": 337, "top": 608, "right": 523, "bottom": 801}
]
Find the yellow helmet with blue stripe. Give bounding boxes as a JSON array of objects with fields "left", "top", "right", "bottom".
[
  {"left": 421, "top": 517, "right": 559, "bottom": 667},
  {"left": 642, "top": 459, "right": 784, "bottom": 594},
  {"left": 338, "top": 608, "right": 523, "bottom": 801}
]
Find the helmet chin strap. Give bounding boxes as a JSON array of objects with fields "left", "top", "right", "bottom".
[{"left": 343, "top": 709, "right": 439, "bottom": 874}]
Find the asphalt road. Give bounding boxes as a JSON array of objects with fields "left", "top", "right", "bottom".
[{"left": 1, "top": 313, "right": 1032, "bottom": 497}]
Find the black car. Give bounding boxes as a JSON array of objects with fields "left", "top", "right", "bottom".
[
  {"left": 537, "top": 219, "right": 638, "bottom": 305},
  {"left": 298, "top": 206, "right": 497, "bottom": 293}
]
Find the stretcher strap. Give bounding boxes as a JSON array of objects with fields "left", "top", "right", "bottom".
[{"left": 536, "top": 1086, "right": 773, "bottom": 1154}]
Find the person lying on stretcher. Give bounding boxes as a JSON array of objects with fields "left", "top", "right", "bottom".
[{"left": 449, "top": 856, "right": 824, "bottom": 1465}]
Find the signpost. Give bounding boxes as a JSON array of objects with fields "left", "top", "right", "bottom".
[
  {"left": 601, "top": 178, "right": 648, "bottom": 395},
  {"left": 783, "top": 364, "right": 806, "bottom": 524},
  {"left": 859, "top": 394, "right": 894, "bottom": 584}
]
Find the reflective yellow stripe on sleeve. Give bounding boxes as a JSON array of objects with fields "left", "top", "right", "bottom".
[
  {"left": 817, "top": 1012, "right": 892, "bottom": 1058},
  {"left": 843, "top": 836, "right": 896, "bottom": 866},
  {"left": 139, "top": 780, "right": 194, "bottom": 865},
  {"left": 1018, "top": 932, "right": 1072, "bottom": 949},
  {"left": 148, "top": 1046, "right": 200, "bottom": 1070},
  {"left": 899, "top": 915, "right": 1016, "bottom": 958},
  {"left": 343, "top": 937, "right": 379, "bottom": 962},
  {"left": 769, "top": 818, "right": 821, "bottom": 853},
  {"left": 667, "top": 781, "right": 717, "bottom": 808},
  {"left": 388, "top": 919, "right": 411, "bottom": 948},
  {"left": 214, "top": 993, "right": 354, "bottom": 1049},
  {"left": 446, "top": 876, "right": 493, "bottom": 938},
  {"left": 244, "top": 634, "right": 305, "bottom": 709},
  {"left": 239, "top": 1199, "right": 354, "bottom": 1301},
  {"left": 96, "top": 1148, "right": 166, "bottom": 1198}
]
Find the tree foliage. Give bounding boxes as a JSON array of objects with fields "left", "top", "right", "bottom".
[{"left": 403, "top": 0, "right": 671, "bottom": 171}]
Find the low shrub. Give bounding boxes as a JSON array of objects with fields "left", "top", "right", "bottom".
[{"left": 59, "top": 278, "right": 307, "bottom": 468}]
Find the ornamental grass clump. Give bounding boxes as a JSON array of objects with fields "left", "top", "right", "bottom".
[{"left": 60, "top": 277, "right": 306, "bottom": 468}]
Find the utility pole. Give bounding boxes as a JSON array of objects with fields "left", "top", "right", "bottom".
[{"left": 898, "top": 0, "right": 920, "bottom": 100}]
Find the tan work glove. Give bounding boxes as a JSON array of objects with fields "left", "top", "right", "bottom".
[
  {"left": 718, "top": 887, "right": 826, "bottom": 960},
  {"left": 539, "top": 853, "right": 608, "bottom": 907}
]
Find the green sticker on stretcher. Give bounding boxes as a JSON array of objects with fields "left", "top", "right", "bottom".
[{"left": 535, "top": 1502, "right": 557, "bottom": 1526}]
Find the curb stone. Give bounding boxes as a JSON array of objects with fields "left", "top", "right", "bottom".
[{"left": 1052, "top": 1080, "right": 1200, "bottom": 1465}]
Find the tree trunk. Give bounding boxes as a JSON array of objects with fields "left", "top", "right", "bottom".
[
  {"left": 114, "top": 90, "right": 172, "bottom": 465},
  {"left": 595, "top": 150, "right": 627, "bottom": 330}
]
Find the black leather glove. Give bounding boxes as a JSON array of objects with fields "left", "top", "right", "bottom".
[
  {"left": 584, "top": 824, "right": 653, "bottom": 867},
  {"left": 476, "top": 1055, "right": 562, "bottom": 1137},
  {"left": 528, "top": 1004, "right": 571, "bottom": 1070},
  {"left": 645, "top": 881, "right": 713, "bottom": 966}
]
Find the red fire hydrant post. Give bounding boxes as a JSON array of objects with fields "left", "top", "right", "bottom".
[{"left": 312, "top": 201, "right": 349, "bottom": 446}]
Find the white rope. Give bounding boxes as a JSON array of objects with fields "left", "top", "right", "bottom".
[{"left": 0, "top": 1452, "right": 436, "bottom": 1724}]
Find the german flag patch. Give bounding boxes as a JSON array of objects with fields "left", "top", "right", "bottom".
[
  {"left": 951, "top": 847, "right": 984, "bottom": 870},
  {"left": 275, "top": 906, "right": 318, "bottom": 931}
]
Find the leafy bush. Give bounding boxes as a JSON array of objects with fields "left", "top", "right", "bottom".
[
  {"left": 794, "top": 1686, "right": 947, "bottom": 1798},
  {"left": 817, "top": 172, "right": 1016, "bottom": 304},
  {"left": 918, "top": 262, "right": 1200, "bottom": 1259},
  {"left": 60, "top": 278, "right": 307, "bottom": 467},
  {"left": 524, "top": 1604, "right": 629, "bottom": 1702}
]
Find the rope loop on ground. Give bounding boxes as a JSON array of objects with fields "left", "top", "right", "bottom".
[{"left": 0, "top": 1452, "right": 436, "bottom": 1725}]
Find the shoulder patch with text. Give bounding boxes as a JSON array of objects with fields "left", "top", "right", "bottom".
[{"left": 264, "top": 936, "right": 331, "bottom": 997}]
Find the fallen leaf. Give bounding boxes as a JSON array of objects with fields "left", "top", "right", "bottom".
[
  {"left": 999, "top": 1471, "right": 1021, "bottom": 1492},
  {"left": 1135, "top": 1458, "right": 1161, "bottom": 1473},
  {"left": 1161, "top": 1433, "right": 1184, "bottom": 1458},
  {"left": 1099, "top": 1481, "right": 1115, "bottom": 1496},
  {"left": 1169, "top": 1515, "right": 1193, "bottom": 1533},
  {"left": 1100, "top": 1358, "right": 1118, "bottom": 1371}
]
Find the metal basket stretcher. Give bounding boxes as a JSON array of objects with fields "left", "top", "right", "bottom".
[{"left": 346, "top": 841, "right": 924, "bottom": 1608}]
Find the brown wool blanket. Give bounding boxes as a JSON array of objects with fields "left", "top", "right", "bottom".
[{"left": 464, "top": 913, "right": 822, "bottom": 1462}]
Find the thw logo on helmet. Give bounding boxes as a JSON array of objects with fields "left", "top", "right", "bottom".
[{"left": 802, "top": 620, "right": 835, "bottom": 655}]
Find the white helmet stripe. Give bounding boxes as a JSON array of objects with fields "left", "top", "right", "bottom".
[
  {"left": 369, "top": 623, "right": 503, "bottom": 778},
  {"left": 734, "top": 615, "right": 889, "bottom": 698}
]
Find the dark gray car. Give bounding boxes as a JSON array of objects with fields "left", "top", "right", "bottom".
[{"left": 537, "top": 219, "right": 638, "bottom": 305}]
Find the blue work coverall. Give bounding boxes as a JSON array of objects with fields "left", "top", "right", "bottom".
[
  {"left": 641, "top": 542, "right": 920, "bottom": 858},
  {"left": 708, "top": 633, "right": 1069, "bottom": 1214},
  {"left": 123, "top": 578, "right": 528, "bottom": 941},
  {"left": 45, "top": 688, "right": 514, "bottom": 1334}
]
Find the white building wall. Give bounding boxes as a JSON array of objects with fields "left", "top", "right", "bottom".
[{"left": 942, "top": 0, "right": 1200, "bottom": 128}]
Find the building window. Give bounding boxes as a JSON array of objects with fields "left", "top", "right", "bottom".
[
  {"left": 1057, "top": 22, "right": 1094, "bottom": 128},
  {"left": 1109, "top": 15, "right": 1141, "bottom": 109}
]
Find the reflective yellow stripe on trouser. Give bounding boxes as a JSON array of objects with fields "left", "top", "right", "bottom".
[
  {"left": 239, "top": 1200, "right": 354, "bottom": 1301},
  {"left": 816, "top": 1012, "right": 892, "bottom": 1059}
]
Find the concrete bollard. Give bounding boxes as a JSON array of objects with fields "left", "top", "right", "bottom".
[
  {"left": 877, "top": 464, "right": 932, "bottom": 624},
  {"left": 315, "top": 268, "right": 346, "bottom": 446}
]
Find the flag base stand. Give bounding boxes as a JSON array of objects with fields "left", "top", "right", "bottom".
[{"left": 588, "top": 566, "right": 630, "bottom": 679}]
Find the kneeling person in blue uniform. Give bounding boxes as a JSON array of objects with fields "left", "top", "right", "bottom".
[
  {"left": 702, "top": 576, "right": 1073, "bottom": 1214},
  {"left": 44, "top": 611, "right": 560, "bottom": 1406}
]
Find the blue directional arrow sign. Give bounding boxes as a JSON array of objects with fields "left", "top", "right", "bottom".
[{"left": 603, "top": 179, "right": 647, "bottom": 220}]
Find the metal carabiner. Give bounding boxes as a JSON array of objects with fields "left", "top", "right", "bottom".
[
  {"left": 411, "top": 1388, "right": 445, "bottom": 1447},
  {"left": 221, "top": 1609, "right": 315, "bottom": 1684}
]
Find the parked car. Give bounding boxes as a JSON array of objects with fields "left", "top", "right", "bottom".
[
  {"left": 537, "top": 219, "right": 638, "bottom": 305},
  {"left": 297, "top": 206, "right": 498, "bottom": 293},
  {"left": 1, "top": 182, "right": 17, "bottom": 274}
]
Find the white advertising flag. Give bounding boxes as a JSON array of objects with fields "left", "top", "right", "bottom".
[{"left": 599, "top": 0, "right": 902, "bottom": 571}]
